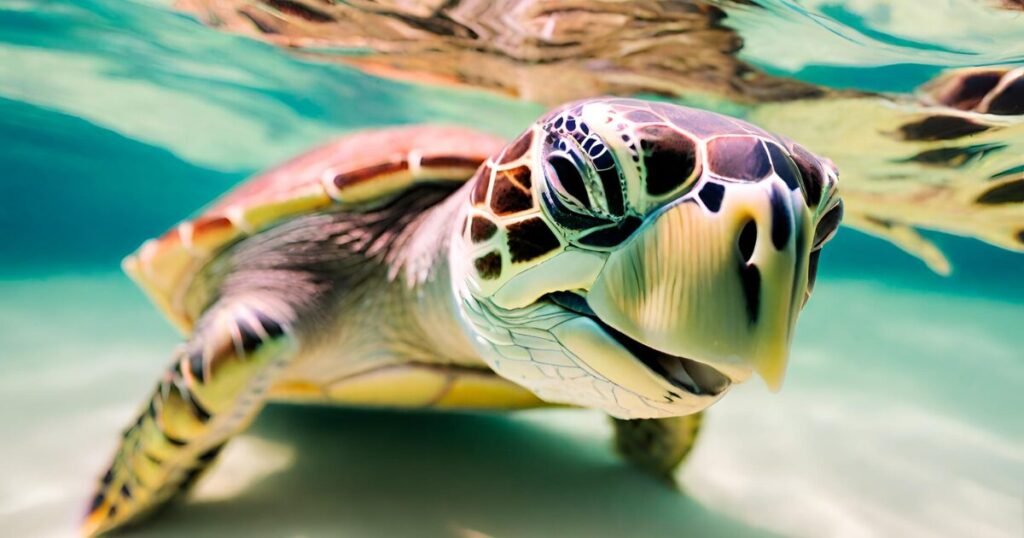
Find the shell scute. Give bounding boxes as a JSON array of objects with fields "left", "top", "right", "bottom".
[
  {"left": 125, "top": 125, "right": 506, "bottom": 333},
  {"left": 188, "top": 216, "right": 239, "bottom": 253}
]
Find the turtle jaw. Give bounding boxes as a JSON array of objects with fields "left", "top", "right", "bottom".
[
  {"left": 602, "top": 323, "right": 732, "bottom": 397},
  {"left": 585, "top": 184, "right": 815, "bottom": 392},
  {"left": 544, "top": 292, "right": 731, "bottom": 398}
]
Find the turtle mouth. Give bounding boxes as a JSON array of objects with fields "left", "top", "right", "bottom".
[{"left": 544, "top": 291, "right": 730, "bottom": 396}]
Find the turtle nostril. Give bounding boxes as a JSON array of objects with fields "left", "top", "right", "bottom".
[{"left": 738, "top": 219, "right": 757, "bottom": 262}]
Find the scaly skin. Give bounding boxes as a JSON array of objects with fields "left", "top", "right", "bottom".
[{"left": 85, "top": 98, "right": 843, "bottom": 536}]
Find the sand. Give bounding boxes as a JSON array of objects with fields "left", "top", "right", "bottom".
[{"left": 1, "top": 272, "right": 1020, "bottom": 538}]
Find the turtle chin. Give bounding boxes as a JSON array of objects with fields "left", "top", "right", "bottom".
[
  {"left": 545, "top": 292, "right": 731, "bottom": 391},
  {"left": 542, "top": 291, "right": 732, "bottom": 418},
  {"left": 459, "top": 287, "right": 731, "bottom": 419}
]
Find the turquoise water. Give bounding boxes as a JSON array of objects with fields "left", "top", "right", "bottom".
[{"left": 1, "top": 1, "right": 1022, "bottom": 537}]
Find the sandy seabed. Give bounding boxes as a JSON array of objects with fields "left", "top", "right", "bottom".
[{"left": 0, "top": 273, "right": 1020, "bottom": 538}]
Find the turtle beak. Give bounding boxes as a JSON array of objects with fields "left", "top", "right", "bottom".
[{"left": 587, "top": 181, "right": 813, "bottom": 391}]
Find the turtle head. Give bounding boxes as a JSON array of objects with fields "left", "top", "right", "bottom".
[{"left": 451, "top": 98, "right": 842, "bottom": 419}]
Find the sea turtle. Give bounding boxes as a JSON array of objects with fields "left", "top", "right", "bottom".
[
  {"left": 83, "top": 97, "right": 842, "bottom": 536},
  {"left": 173, "top": 0, "right": 1024, "bottom": 273}
]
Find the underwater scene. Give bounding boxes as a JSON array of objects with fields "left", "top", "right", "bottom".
[{"left": 1, "top": 1, "right": 1022, "bottom": 537}]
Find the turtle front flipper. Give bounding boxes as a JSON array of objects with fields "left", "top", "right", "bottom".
[
  {"left": 82, "top": 300, "right": 296, "bottom": 537},
  {"left": 610, "top": 413, "right": 704, "bottom": 482}
]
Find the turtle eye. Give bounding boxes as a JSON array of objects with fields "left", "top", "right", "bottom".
[
  {"left": 540, "top": 144, "right": 614, "bottom": 233},
  {"left": 542, "top": 133, "right": 618, "bottom": 219},
  {"left": 545, "top": 153, "right": 592, "bottom": 210}
]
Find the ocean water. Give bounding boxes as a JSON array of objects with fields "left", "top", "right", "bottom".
[{"left": 1, "top": 1, "right": 1022, "bottom": 537}]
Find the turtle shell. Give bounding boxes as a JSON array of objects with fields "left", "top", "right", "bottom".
[{"left": 124, "top": 125, "right": 506, "bottom": 334}]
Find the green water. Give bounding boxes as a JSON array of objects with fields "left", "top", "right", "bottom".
[{"left": 1, "top": 1, "right": 1021, "bottom": 537}]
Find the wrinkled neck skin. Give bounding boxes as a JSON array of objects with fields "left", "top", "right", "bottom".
[{"left": 389, "top": 183, "right": 484, "bottom": 367}]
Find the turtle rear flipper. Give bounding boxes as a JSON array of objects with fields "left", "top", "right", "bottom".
[
  {"left": 82, "top": 299, "right": 296, "bottom": 537},
  {"left": 611, "top": 413, "right": 703, "bottom": 482}
]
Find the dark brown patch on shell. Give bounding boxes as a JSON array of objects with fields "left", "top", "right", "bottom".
[
  {"left": 336, "top": 160, "right": 408, "bottom": 189},
  {"left": 490, "top": 165, "right": 534, "bottom": 215},
  {"left": 470, "top": 164, "right": 492, "bottom": 206},
  {"left": 976, "top": 178, "right": 1024, "bottom": 205},
  {"left": 497, "top": 131, "right": 533, "bottom": 164},
  {"left": 507, "top": 218, "right": 560, "bottom": 262},
  {"left": 470, "top": 216, "right": 498, "bottom": 243},
  {"left": 191, "top": 215, "right": 235, "bottom": 236},
  {"left": 474, "top": 251, "right": 502, "bottom": 280},
  {"left": 898, "top": 115, "right": 990, "bottom": 141},
  {"left": 707, "top": 137, "right": 771, "bottom": 181},
  {"left": 420, "top": 155, "right": 488, "bottom": 169},
  {"left": 637, "top": 124, "right": 700, "bottom": 196}
]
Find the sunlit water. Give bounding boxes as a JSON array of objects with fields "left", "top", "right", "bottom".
[{"left": 1, "top": 2, "right": 1021, "bottom": 537}]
